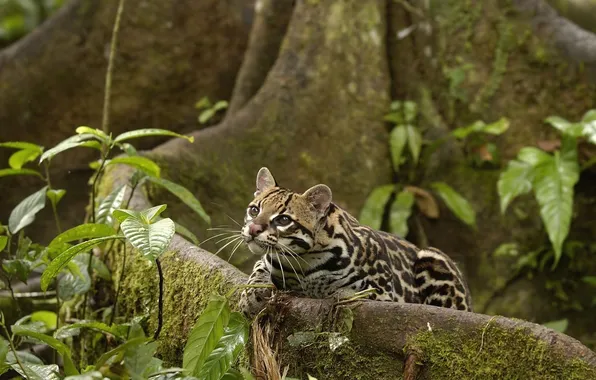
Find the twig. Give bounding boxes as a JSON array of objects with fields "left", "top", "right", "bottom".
[
  {"left": 153, "top": 258, "right": 164, "bottom": 341},
  {"left": 102, "top": 0, "right": 126, "bottom": 135},
  {"left": 1, "top": 313, "right": 28, "bottom": 379},
  {"left": 476, "top": 316, "right": 498, "bottom": 358}
]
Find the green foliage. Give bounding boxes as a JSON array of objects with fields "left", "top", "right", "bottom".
[
  {"left": 0, "top": 0, "right": 65, "bottom": 43},
  {"left": 8, "top": 186, "right": 48, "bottom": 234},
  {"left": 107, "top": 156, "right": 161, "bottom": 178},
  {"left": 389, "top": 190, "right": 415, "bottom": 237},
  {"left": 119, "top": 205, "right": 176, "bottom": 261},
  {"left": 498, "top": 110, "right": 590, "bottom": 267},
  {"left": 430, "top": 182, "right": 476, "bottom": 228},
  {"left": 359, "top": 185, "right": 394, "bottom": 230},
  {"left": 542, "top": 319, "right": 569, "bottom": 333},
  {"left": 196, "top": 97, "right": 229, "bottom": 125},
  {"left": 451, "top": 117, "right": 510, "bottom": 139},
  {"left": 147, "top": 176, "right": 211, "bottom": 225}
]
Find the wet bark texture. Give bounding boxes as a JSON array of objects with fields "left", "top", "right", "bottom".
[{"left": 2, "top": 0, "right": 596, "bottom": 376}]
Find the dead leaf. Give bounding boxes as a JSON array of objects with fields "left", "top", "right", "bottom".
[
  {"left": 405, "top": 186, "right": 440, "bottom": 219},
  {"left": 537, "top": 139, "right": 560, "bottom": 152}
]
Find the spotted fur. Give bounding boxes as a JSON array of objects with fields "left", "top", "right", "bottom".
[{"left": 238, "top": 167, "right": 472, "bottom": 316}]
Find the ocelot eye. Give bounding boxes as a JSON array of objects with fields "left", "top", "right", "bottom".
[
  {"left": 275, "top": 215, "right": 292, "bottom": 226},
  {"left": 248, "top": 205, "right": 259, "bottom": 217}
]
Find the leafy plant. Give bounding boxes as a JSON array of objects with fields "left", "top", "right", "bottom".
[
  {"left": 497, "top": 110, "right": 596, "bottom": 267},
  {"left": 360, "top": 100, "right": 478, "bottom": 237},
  {"left": 196, "top": 96, "right": 229, "bottom": 125}
]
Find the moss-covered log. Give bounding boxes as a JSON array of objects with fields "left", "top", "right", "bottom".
[{"left": 99, "top": 165, "right": 596, "bottom": 379}]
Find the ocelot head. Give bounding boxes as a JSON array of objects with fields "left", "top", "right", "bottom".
[{"left": 242, "top": 167, "right": 332, "bottom": 256}]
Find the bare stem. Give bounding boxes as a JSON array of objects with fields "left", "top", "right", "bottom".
[
  {"left": 153, "top": 258, "right": 164, "bottom": 341},
  {"left": 0, "top": 315, "right": 28, "bottom": 379}
]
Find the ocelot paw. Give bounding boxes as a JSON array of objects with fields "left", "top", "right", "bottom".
[{"left": 239, "top": 286, "right": 273, "bottom": 318}]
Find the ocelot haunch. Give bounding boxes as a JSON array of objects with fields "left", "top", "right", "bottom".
[{"left": 238, "top": 167, "right": 472, "bottom": 316}]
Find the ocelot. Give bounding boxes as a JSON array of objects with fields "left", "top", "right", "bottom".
[{"left": 238, "top": 167, "right": 472, "bottom": 316}]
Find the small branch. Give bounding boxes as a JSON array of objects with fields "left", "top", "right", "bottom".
[
  {"left": 101, "top": 0, "right": 126, "bottom": 135},
  {"left": 109, "top": 244, "right": 127, "bottom": 326},
  {"left": 153, "top": 258, "right": 164, "bottom": 341}
]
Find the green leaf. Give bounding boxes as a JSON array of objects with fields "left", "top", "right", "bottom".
[
  {"left": 197, "top": 312, "right": 249, "bottom": 380},
  {"left": 195, "top": 97, "right": 212, "bottom": 110},
  {"left": 431, "top": 182, "right": 476, "bottom": 228},
  {"left": 0, "top": 336, "right": 8, "bottom": 369},
  {"left": 94, "top": 337, "right": 148, "bottom": 370},
  {"left": 64, "top": 371, "right": 104, "bottom": 380},
  {"left": 532, "top": 137, "right": 579, "bottom": 267},
  {"left": 120, "top": 217, "right": 175, "bottom": 261},
  {"left": 402, "top": 101, "right": 418, "bottom": 123},
  {"left": 542, "top": 318, "right": 568, "bottom": 333},
  {"left": 114, "top": 128, "right": 194, "bottom": 143},
  {"left": 75, "top": 126, "right": 109, "bottom": 142},
  {"left": 0, "top": 168, "right": 43, "bottom": 178},
  {"left": 359, "top": 185, "right": 394, "bottom": 230},
  {"left": 497, "top": 160, "right": 533, "bottom": 213},
  {"left": 581, "top": 110, "right": 596, "bottom": 144},
  {"left": 58, "top": 255, "right": 91, "bottom": 301},
  {"left": 48, "top": 223, "right": 117, "bottom": 248},
  {"left": 8, "top": 186, "right": 48, "bottom": 234},
  {"left": 452, "top": 121, "right": 484, "bottom": 139},
  {"left": 582, "top": 109, "right": 596, "bottom": 123},
  {"left": 140, "top": 204, "right": 168, "bottom": 223},
  {"left": 147, "top": 176, "right": 211, "bottom": 224},
  {"left": 406, "top": 125, "right": 422, "bottom": 165},
  {"left": 41, "top": 236, "right": 122, "bottom": 291},
  {"left": 383, "top": 112, "right": 403, "bottom": 125},
  {"left": 213, "top": 100, "right": 229, "bottom": 111},
  {"left": 452, "top": 118, "right": 509, "bottom": 139},
  {"left": 582, "top": 276, "right": 596, "bottom": 286},
  {"left": 54, "top": 321, "right": 125, "bottom": 340},
  {"left": 199, "top": 109, "right": 216, "bottom": 124},
  {"left": 39, "top": 134, "right": 101, "bottom": 163},
  {"left": 0, "top": 142, "right": 43, "bottom": 151},
  {"left": 2, "top": 259, "right": 31, "bottom": 283},
  {"left": 113, "top": 208, "right": 141, "bottom": 223},
  {"left": 30, "top": 311, "right": 57, "bottom": 330},
  {"left": 97, "top": 185, "right": 127, "bottom": 225},
  {"left": 124, "top": 341, "right": 159, "bottom": 380},
  {"left": 482, "top": 117, "right": 510, "bottom": 135},
  {"left": 389, "top": 190, "right": 415, "bottom": 237},
  {"left": 517, "top": 147, "right": 552, "bottom": 166},
  {"left": 92, "top": 255, "right": 111, "bottom": 280},
  {"left": 46, "top": 189, "right": 66, "bottom": 208},
  {"left": 107, "top": 156, "right": 161, "bottom": 178},
  {"left": 0, "top": 236, "right": 7, "bottom": 251},
  {"left": 545, "top": 116, "right": 584, "bottom": 138},
  {"left": 183, "top": 295, "right": 231, "bottom": 376},
  {"left": 175, "top": 221, "right": 200, "bottom": 245},
  {"left": 11, "top": 363, "right": 61, "bottom": 380},
  {"left": 389, "top": 126, "right": 407, "bottom": 171},
  {"left": 9, "top": 148, "right": 41, "bottom": 169},
  {"left": 12, "top": 325, "right": 78, "bottom": 376}
]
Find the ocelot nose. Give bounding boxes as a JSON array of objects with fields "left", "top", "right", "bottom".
[{"left": 248, "top": 223, "right": 265, "bottom": 237}]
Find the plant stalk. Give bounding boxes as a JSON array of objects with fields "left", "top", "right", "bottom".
[{"left": 153, "top": 258, "right": 164, "bottom": 341}]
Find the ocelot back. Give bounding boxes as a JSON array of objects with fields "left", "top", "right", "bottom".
[{"left": 238, "top": 167, "right": 472, "bottom": 316}]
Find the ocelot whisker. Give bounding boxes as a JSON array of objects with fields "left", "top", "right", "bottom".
[
  {"left": 276, "top": 252, "right": 287, "bottom": 289},
  {"left": 223, "top": 213, "right": 243, "bottom": 227},
  {"left": 199, "top": 232, "right": 238, "bottom": 246},
  {"left": 278, "top": 242, "right": 309, "bottom": 268},
  {"left": 215, "top": 236, "right": 244, "bottom": 256},
  {"left": 227, "top": 239, "right": 245, "bottom": 262},
  {"left": 279, "top": 248, "right": 304, "bottom": 290},
  {"left": 214, "top": 234, "right": 242, "bottom": 245}
]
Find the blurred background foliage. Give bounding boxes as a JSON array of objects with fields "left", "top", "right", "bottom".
[{"left": 0, "top": 0, "right": 64, "bottom": 47}]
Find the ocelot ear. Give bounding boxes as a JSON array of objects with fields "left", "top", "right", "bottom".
[
  {"left": 254, "top": 167, "right": 277, "bottom": 197},
  {"left": 302, "top": 184, "right": 332, "bottom": 215}
]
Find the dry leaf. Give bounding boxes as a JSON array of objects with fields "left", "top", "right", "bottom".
[{"left": 405, "top": 186, "right": 440, "bottom": 218}]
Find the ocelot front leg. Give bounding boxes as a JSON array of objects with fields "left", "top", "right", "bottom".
[{"left": 238, "top": 258, "right": 274, "bottom": 317}]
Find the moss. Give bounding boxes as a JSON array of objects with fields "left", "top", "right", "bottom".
[
  {"left": 113, "top": 247, "right": 242, "bottom": 366},
  {"left": 279, "top": 332, "right": 402, "bottom": 380},
  {"left": 407, "top": 326, "right": 596, "bottom": 379}
]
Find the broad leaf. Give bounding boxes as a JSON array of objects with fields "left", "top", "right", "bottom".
[
  {"left": 452, "top": 118, "right": 509, "bottom": 139},
  {"left": 517, "top": 147, "right": 552, "bottom": 166},
  {"left": 358, "top": 185, "right": 394, "bottom": 230},
  {"left": 543, "top": 318, "right": 568, "bottom": 333},
  {"left": 92, "top": 255, "right": 112, "bottom": 280},
  {"left": 175, "top": 221, "right": 199, "bottom": 245},
  {"left": 199, "top": 109, "right": 216, "bottom": 124},
  {"left": 0, "top": 168, "right": 42, "bottom": 178},
  {"left": 581, "top": 109, "right": 596, "bottom": 144},
  {"left": 120, "top": 217, "right": 175, "bottom": 261},
  {"left": 113, "top": 208, "right": 141, "bottom": 223},
  {"left": 0, "top": 236, "right": 7, "bottom": 251},
  {"left": 30, "top": 311, "right": 57, "bottom": 330},
  {"left": 49, "top": 223, "right": 117, "bottom": 248},
  {"left": 545, "top": 116, "right": 584, "bottom": 137},
  {"left": 482, "top": 117, "right": 510, "bottom": 135},
  {"left": 107, "top": 156, "right": 161, "bottom": 178},
  {"left": 147, "top": 176, "right": 211, "bottom": 224},
  {"left": 54, "top": 320, "right": 125, "bottom": 340},
  {"left": 2, "top": 259, "right": 31, "bottom": 283},
  {"left": 140, "top": 204, "right": 168, "bottom": 223},
  {"left": 389, "top": 190, "right": 415, "bottom": 237},
  {"left": 58, "top": 255, "right": 91, "bottom": 302},
  {"left": 9, "top": 148, "right": 42, "bottom": 169},
  {"left": 8, "top": 186, "right": 48, "bottom": 234},
  {"left": 75, "top": 126, "right": 110, "bottom": 142},
  {"left": 389, "top": 126, "right": 407, "bottom": 171},
  {"left": 406, "top": 125, "right": 422, "bottom": 165},
  {"left": 0, "top": 142, "right": 43, "bottom": 151},
  {"left": 405, "top": 185, "right": 439, "bottom": 218},
  {"left": 497, "top": 160, "right": 533, "bottom": 213},
  {"left": 532, "top": 137, "right": 579, "bottom": 266},
  {"left": 11, "top": 363, "right": 61, "bottom": 380},
  {"left": 12, "top": 325, "right": 78, "bottom": 375},
  {"left": 197, "top": 312, "right": 249, "bottom": 380},
  {"left": 195, "top": 97, "right": 212, "bottom": 110},
  {"left": 95, "top": 185, "right": 127, "bottom": 225},
  {"left": 64, "top": 371, "right": 104, "bottom": 380},
  {"left": 41, "top": 236, "right": 122, "bottom": 291},
  {"left": 39, "top": 134, "right": 101, "bottom": 163},
  {"left": 402, "top": 101, "right": 418, "bottom": 123},
  {"left": 431, "top": 182, "right": 476, "bottom": 228},
  {"left": 582, "top": 276, "right": 596, "bottom": 286},
  {"left": 124, "top": 341, "right": 159, "bottom": 380},
  {"left": 114, "top": 128, "right": 194, "bottom": 143},
  {"left": 46, "top": 189, "right": 66, "bottom": 208},
  {"left": 94, "top": 337, "right": 148, "bottom": 370},
  {"left": 213, "top": 100, "right": 229, "bottom": 111},
  {"left": 183, "top": 295, "right": 231, "bottom": 376}
]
